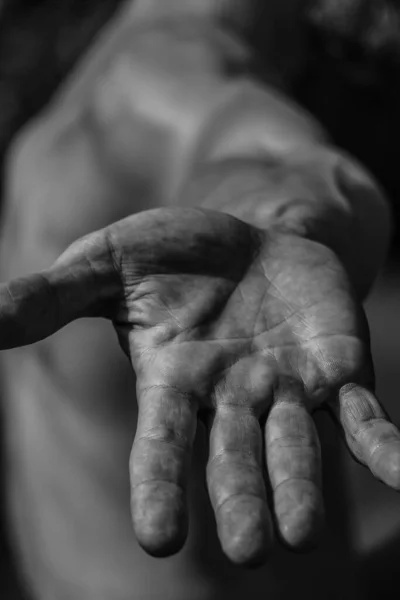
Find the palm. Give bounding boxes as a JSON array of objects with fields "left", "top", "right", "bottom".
[
  {"left": 109, "top": 209, "right": 366, "bottom": 410},
  {"left": 1, "top": 207, "right": 399, "bottom": 565}
]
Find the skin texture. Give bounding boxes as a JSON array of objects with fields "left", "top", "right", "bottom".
[
  {"left": 0, "top": 2, "right": 396, "bottom": 598},
  {"left": 0, "top": 206, "right": 399, "bottom": 566}
]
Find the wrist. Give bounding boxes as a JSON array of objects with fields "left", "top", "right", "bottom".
[{"left": 179, "top": 148, "right": 391, "bottom": 300}]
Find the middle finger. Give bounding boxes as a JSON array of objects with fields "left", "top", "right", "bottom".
[
  {"left": 207, "top": 402, "right": 273, "bottom": 566},
  {"left": 265, "top": 384, "right": 324, "bottom": 550}
]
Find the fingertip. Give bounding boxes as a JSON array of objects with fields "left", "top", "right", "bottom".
[
  {"left": 137, "top": 532, "right": 187, "bottom": 558},
  {"left": 275, "top": 482, "right": 324, "bottom": 552},
  {"left": 371, "top": 444, "right": 400, "bottom": 491},
  {"left": 217, "top": 496, "right": 274, "bottom": 567},
  {"left": 132, "top": 482, "right": 188, "bottom": 557},
  {"left": 278, "top": 509, "right": 324, "bottom": 553}
]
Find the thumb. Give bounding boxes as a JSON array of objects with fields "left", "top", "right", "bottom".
[{"left": 0, "top": 229, "right": 120, "bottom": 349}]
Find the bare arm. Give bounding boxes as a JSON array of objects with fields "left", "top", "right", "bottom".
[
  {"left": 0, "top": 3, "right": 396, "bottom": 567},
  {"left": 82, "top": 7, "right": 390, "bottom": 299}
]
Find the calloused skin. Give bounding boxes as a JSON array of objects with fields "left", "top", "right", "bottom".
[{"left": 1, "top": 206, "right": 399, "bottom": 566}]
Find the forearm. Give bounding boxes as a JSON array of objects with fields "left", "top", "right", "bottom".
[
  {"left": 85, "top": 6, "right": 391, "bottom": 298},
  {"left": 177, "top": 93, "right": 391, "bottom": 300},
  {"left": 131, "top": 6, "right": 391, "bottom": 299},
  {"left": 181, "top": 156, "right": 391, "bottom": 301}
]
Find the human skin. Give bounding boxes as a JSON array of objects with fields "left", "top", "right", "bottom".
[{"left": 0, "top": 1, "right": 397, "bottom": 599}]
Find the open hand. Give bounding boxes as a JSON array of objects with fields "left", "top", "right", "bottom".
[{"left": 1, "top": 207, "right": 399, "bottom": 565}]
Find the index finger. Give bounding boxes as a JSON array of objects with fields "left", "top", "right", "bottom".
[{"left": 130, "top": 382, "right": 198, "bottom": 556}]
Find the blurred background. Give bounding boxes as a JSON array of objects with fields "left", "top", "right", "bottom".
[{"left": 0, "top": 0, "right": 400, "bottom": 598}]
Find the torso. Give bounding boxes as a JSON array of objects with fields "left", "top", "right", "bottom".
[{"left": 0, "top": 2, "right": 360, "bottom": 598}]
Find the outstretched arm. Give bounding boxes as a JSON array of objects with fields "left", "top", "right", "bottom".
[
  {"left": 81, "top": 3, "right": 391, "bottom": 298},
  {"left": 0, "top": 205, "right": 398, "bottom": 566},
  {"left": 0, "top": 2, "right": 396, "bottom": 568}
]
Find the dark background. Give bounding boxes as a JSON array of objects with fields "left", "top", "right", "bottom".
[{"left": 0, "top": 1, "right": 400, "bottom": 597}]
